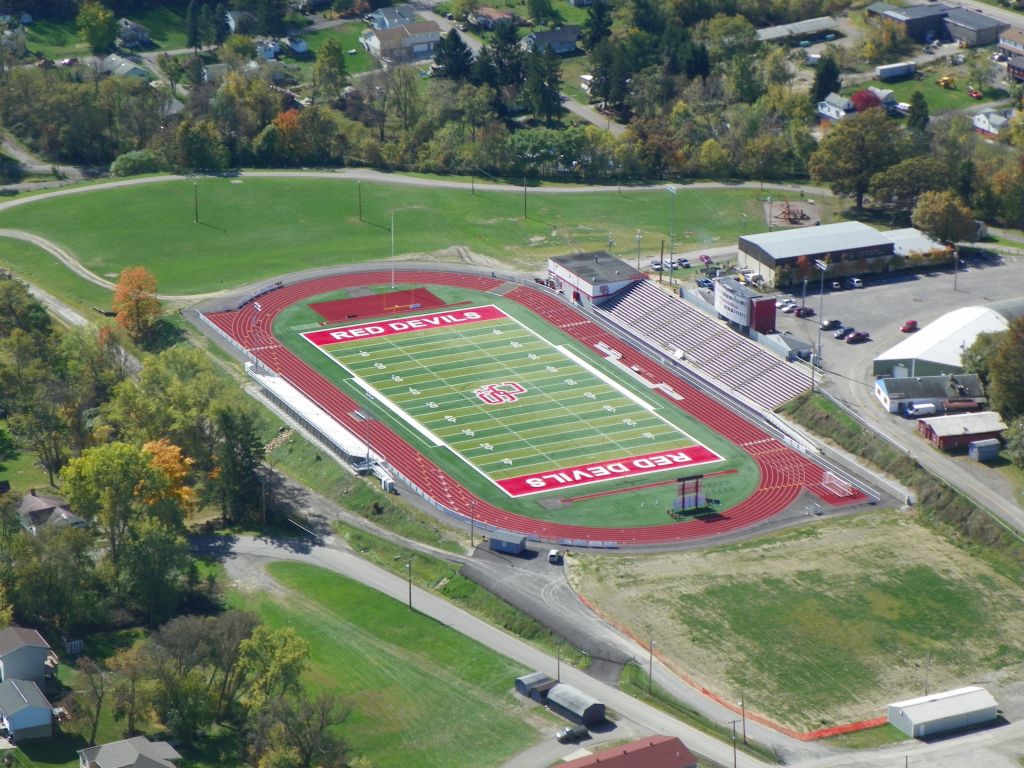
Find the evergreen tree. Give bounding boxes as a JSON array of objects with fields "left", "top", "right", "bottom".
[
  {"left": 435, "top": 29, "right": 474, "bottom": 81},
  {"left": 523, "top": 48, "right": 562, "bottom": 124},
  {"left": 581, "top": 0, "right": 611, "bottom": 51},
  {"left": 907, "top": 90, "right": 930, "bottom": 131},
  {"left": 213, "top": 405, "right": 264, "bottom": 526},
  {"left": 198, "top": 4, "right": 215, "bottom": 48},
  {"left": 214, "top": 3, "right": 229, "bottom": 46},
  {"left": 185, "top": 0, "right": 199, "bottom": 51},
  {"left": 811, "top": 54, "right": 841, "bottom": 103},
  {"left": 486, "top": 20, "right": 525, "bottom": 89}
]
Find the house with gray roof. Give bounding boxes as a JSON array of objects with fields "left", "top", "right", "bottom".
[
  {"left": 100, "top": 54, "right": 148, "bottom": 79},
  {"left": 973, "top": 108, "right": 1014, "bottom": 137},
  {"left": 367, "top": 4, "right": 416, "bottom": 30},
  {"left": 816, "top": 91, "right": 854, "bottom": 121},
  {"left": 117, "top": 18, "right": 150, "bottom": 49},
  {"left": 79, "top": 736, "right": 182, "bottom": 768},
  {"left": 0, "top": 627, "right": 52, "bottom": 685},
  {"left": 18, "top": 490, "right": 86, "bottom": 536},
  {"left": 0, "top": 679, "right": 51, "bottom": 741},
  {"left": 521, "top": 26, "right": 581, "bottom": 55}
]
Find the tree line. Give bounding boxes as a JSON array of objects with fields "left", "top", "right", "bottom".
[{"left": 0, "top": 273, "right": 268, "bottom": 632}]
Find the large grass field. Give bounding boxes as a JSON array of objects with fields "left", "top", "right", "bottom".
[
  {"left": 231, "top": 562, "right": 540, "bottom": 768},
  {"left": 0, "top": 177, "right": 783, "bottom": 296},
  {"left": 574, "top": 511, "right": 1024, "bottom": 731},
  {"left": 276, "top": 284, "right": 758, "bottom": 526},
  {"left": 847, "top": 72, "right": 1009, "bottom": 113},
  {"left": 0, "top": 239, "right": 114, "bottom": 314},
  {"left": 305, "top": 305, "right": 721, "bottom": 497}
]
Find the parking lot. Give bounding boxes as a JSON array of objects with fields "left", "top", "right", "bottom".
[{"left": 767, "top": 250, "right": 1021, "bottom": 396}]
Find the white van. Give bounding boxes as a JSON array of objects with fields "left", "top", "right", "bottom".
[
  {"left": 906, "top": 403, "right": 937, "bottom": 417},
  {"left": 548, "top": 549, "right": 562, "bottom": 564},
  {"left": 845, "top": 277, "right": 864, "bottom": 288}
]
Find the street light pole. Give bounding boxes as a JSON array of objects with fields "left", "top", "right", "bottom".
[
  {"left": 635, "top": 229, "right": 641, "bottom": 270},
  {"left": 406, "top": 560, "right": 412, "bottom": 610},
  {"left": 741, "top": 691, "right": 747, "bottom": 744},
  {"left": 812, "top": 259, "right": 829, "bottom": 392}
]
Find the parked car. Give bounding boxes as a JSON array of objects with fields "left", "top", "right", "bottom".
[
  {"left": 696, "top": 278, "right": 714, "bottom": 289},
  {"left": 782, "top": 303, "right": 797, "bottom": 313},
  {"left": 820, "top": 319, "right": 842, "bottom": 330},
  {"left": 547, "top": 549, "right": 562, "bottom": 564},
  {"left": 776, "top": 297, "right": 796, "bottom": 309},
  {"left": 834, "top": 326, "right": 854, "bottom": 339},
  {"left": 968, "top": 87, "right": 982, "bottom": 99},
  {"left": 901, "top": 320, "right": 919, "bottom": 333},
  {"left": 649, "top": 260, "right": 663, "bottom": 271},
  {"left": 846, "top": 331, "right": 870, "bottom": 344},
  {"left": 676, "top": 258, "right": 690, "bottom": 269},
  {"left": 556, "top": 724, "right": 588, "bottom": 743},
  {"left": 829, "top": 280, "right": 843, "bottom": 290},
  {"left": 844, "top": 277, "right": 864, "bottom": 288},
  {"left": 895, "top": 101, "right": 911, "bottom": 114},
  {"left": 794, "top": 306, "right": 815, "bottom": 318}
]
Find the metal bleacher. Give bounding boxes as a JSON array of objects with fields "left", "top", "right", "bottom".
[{"left": 599, "top": 281, "right": 810, "bottom": 410}]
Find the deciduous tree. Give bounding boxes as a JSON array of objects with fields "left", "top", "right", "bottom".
[
  {"left": 109, "top": 644, "right": 151, "bottom": 735},
  {"left": 311, "top": 38, "right": 349, "bottom": 105},
  {"left": 0, "top": 278, "right": 51, "bottom": 337},
  {"left": 112, "top": 266, "right": 161, "bottom": 342},
  {"left": 988, "top": 317, "right": 1024, "bottom": 419},
  {"left": 869, "top": 156, "right": 948, "bottom": 218},
  {"left": 523, "top": 48, "right": 562, "bottom": 125},
  {"left": 77, "top": 656, "right": 107, "bottom": 746},
  {"left": 237, "top": 626, "right": 309, "bottom": 716},
  {"left": 124, "top": 518, "right": 191, "bottom": 625},
  {"left": 77, "top": 0, "right": 117, "bottom": 53},
  {"left": 910, "top": 190, "right": 975, "bottom": 244},
  {"left": 808, "top": 108, "right": 901, "bottom": 210}
]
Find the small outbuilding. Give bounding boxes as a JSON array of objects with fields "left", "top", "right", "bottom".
[
  {"left": 547, "top": 252, "right": 645, "bottom": 306},
  {"left": 918, "top": 411, "right": 1007, "bottom": 451},
  {"left": 547, "top": 683, "right": 605, "bottom": 726},
  {"left": 887, "top": 686, "right": 999, "bottom": 738},
  {"left": 969, "top": 438, "right": 1001, "bottom": 462},
  {"left": 0, "top": 679, "right": 51, "bottom": 741},
  {"left": 515, "top": 671, "right": 557, "bottom": 702},
  {"left": 487, "top": 529, "right": 526, "bottom": 555}
]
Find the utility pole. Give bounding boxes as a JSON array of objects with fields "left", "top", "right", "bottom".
[
  {"left": 523, "top": 177, "right": 527, "bottom": 218},
  {"left": 648, "top": 638, "right": 655, "bottom": 694},
  {"left": 193, "top": 180, "right": 199, "bottom": 224},
  {"left": 635, "top": 229, "right": 641, "bottom": 270},
  {"left": 730, "top": 720, "right": 738, "bottom": 768},
  {"left": 812, "top": 259, "right": 828, "bottom": 391},
  {"left": 357, "top": 180, "right": 362, "bottom": 221}
]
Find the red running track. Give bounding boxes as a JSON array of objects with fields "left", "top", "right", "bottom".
[{"left": 203, "top": 271, "right": 863, "bottom": 545}]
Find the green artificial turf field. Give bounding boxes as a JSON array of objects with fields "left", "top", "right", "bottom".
[
  {"left": 303, "top": 304, "right": 720, "bottom": 497},
  {"left": 276, "top": 285, "right": 759, "bottom": 526}
]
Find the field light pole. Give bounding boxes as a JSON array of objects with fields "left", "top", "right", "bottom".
[
  {"left": 406, "top": 560, "right": 412, "bottom": 610},
  {"left": 193, "top": 180, "right": 199, "bottom": 224},
  {"left": 390, "top": 212, "right": 395, "bottom": 289},
  {"left": 635, "top": 229, "right": 641, "bottom": 270},
  {"left": 665, "top": 185, "right": 678, "bottom": 267},
  {"left": 357, "top": 180, "right": 362, "bottom": 221},
  {"left": 812, "top": 259, "right": 829, "bottom": 392}
]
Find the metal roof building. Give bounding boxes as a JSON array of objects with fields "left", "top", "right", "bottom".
[
  {"left": 887, "top": 686, "right": 999, "bottom": 738},
  {"left": 872, "top": 305, "right": 1010, "bottom": 377},
  {"left": 756, "top": 16, "right": 837, "bottom": 42},
  {"left": 918, "top": 411, "right": 1007, "bottom": 451},
  {"left": 547, "top": 683, "right": 605, "bottom": 726},
  {"left": 560, "top": 735, "right": 698, "bottom": 768}
]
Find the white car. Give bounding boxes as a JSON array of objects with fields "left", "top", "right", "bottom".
[
  {"left": 776, "top": 298, "right": 796, "bottom": 309},
  {"left": 895, "top": 102, "right": 911, "bottom": 114},
  {"left": 782, "top": 303, "right": 797, "bottom": 313}
]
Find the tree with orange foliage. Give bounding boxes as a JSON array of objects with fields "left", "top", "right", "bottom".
[
  {"left": 112, "top": 266, "right": 161, "bottom": 342},
  {"left": 143, "top": 439, "right": 198, "bottom": 518}
]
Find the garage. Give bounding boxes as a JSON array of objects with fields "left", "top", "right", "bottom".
[{"left": 887, "top": 686, "right": 999, "bottom": 738}]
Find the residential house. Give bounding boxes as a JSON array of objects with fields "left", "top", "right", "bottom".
[
  {"left": 468, "top": 7, "right": 515, "bottom": 30},
  {"left": 0, "top": 628, "right": 52, "bottom": 685},
  {"left": 18, "top": 490, "right": 86, "bottom": 536},
  {"left": 225, "top": 10, "right": 256, "bottom": 34},
  {"left": 1009, "top": 55, "right": 1024, "bottom": 82},
  {"left": 367, "top": 4, "right": 416, "bottom": 30},
  {"left": 560, "top": 736, "right": 698, "bottom": 768},
  {"left": 568, "top": 0, "right": 591, "bottom": 6},
  {"left": 973, "top": 108, "right": 1014, "bottom": 137},
  {"left": 998, "top": 27, "right": 1024, "bottom": 57},
  {"left": 816, "top": 92, "right": 854, "bottom": 121},
  {"left": 867, "top": 85, "right": 897, "bottom": 112},
  {"left": 79, "top": 736, "right": 182, "bottom": 768},
  {"left": 100, "top": 54, "right": 148, "bottom": 79},
  {"left": 0, "top": 679, "right": 51, "bottom": 741},
  {"left": 256, "top": 39, "right": 280, "bottom": 59},
  {"left": 521, "top": 26, "right": 581, "bottom": 55},
  {"left": 360, "top": 21, "right": 441, "bottom": 63},
  {"left": 283, "top": 36, "right": 308, "bottom": 54},
  {"left": 117, "top": 18, "right": 150, "bottom": 48},
  {"left": 203, "top": 62, "right": 231, "bottom": 84},
  {"left": 943, "top": 8, "right": 1007, "bottom": 47}
]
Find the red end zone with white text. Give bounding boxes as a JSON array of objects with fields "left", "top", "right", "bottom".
[
  {"left": 303, "top": 306, "right": 505, "bottom": 346},
  {"left": 497, "top": 445, "right": 722, "bottom": 496}
]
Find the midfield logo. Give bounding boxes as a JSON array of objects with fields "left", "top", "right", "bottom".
[{"left": 475, "top": 381, "right": 526, "bottom": 405}]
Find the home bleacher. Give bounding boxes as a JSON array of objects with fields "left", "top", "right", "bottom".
[{"left": 599, "top": 281, "right": 810, "bottom": 410}]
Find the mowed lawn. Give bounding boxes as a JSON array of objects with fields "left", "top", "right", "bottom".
[
  {"left": 231, "top": 562, "right": 539, "bottom": 768},
  {"left": 0, "top": 177, "right": 769, "bottom": 295},
  {"left": 0, "top": 238, "right": 114, "bottom": 313},
  {"left": 275, "top": 285, "right": 759, "bottom": 526},
  {"left": 575, "top": 512, "right": 1024, "bottom": 730}
]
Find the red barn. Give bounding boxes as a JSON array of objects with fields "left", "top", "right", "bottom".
[
  {"left": 560, "top": 735, "right": 698, "bottom": 768},
  {"left": 917, "top": 411, "right": 1007, "bottom": 451}
]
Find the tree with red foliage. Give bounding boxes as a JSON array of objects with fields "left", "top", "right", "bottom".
[{"left": 850, "top": 89, "right": 882, "bottom": 113}]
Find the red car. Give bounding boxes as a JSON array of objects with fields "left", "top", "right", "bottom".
[
  {"left": 846, "top": 331, "right": 870, "bottom": 344},
  {"left": 968, "top": 88, "right": 982, "bottom": 99},
  {"left": 901, "top": 320, "right": 918, "bottom": 333}
]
